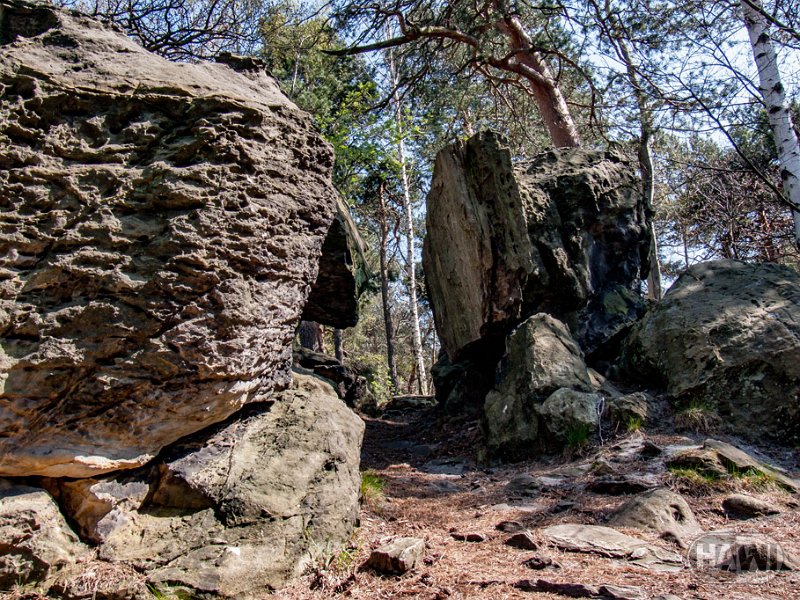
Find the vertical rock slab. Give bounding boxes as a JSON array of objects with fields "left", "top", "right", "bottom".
[
  {"left": 423, "top": 131, "right": 649, "bottom": 361},
  {"left": 0, "top": 0, "right": 339, "bottom": 476}
]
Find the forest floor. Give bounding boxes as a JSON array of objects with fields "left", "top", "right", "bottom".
[{"left": 275, "top": 402, "right": 800, "bottom": 600}]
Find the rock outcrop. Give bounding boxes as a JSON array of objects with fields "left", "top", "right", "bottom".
[
  {"left": 43, "top": 372, "right": 364, "bottom": 597},
  {"left": 423, "top": 131, "right": 649, "bottom": 362},
  {"left": 0, "top": 482, "right": 90, "bottom": 589},
  {"left": 619, "top": 260, "right": 800, "bottom": 444},
  {"left": 301, "top": 196, "right": 369, "bottom": 329},
  {"left": 483, "top": 314, "right": 601, "bottom": 459},
  {"left": 0, "top": 0, "right": 340, "bottom": 477}
]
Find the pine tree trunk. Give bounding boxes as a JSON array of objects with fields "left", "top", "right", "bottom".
[
  {"left": 378, "top": 182, "right": 400, "bottom": 393},
  {"left": 741, "top": 0, "right": 800, "bottom": 246},
  {"left": 298, "top": 321, "right": 324, "bottom": 353},
  {"left": 333, "top": 329, "right": 344, "bottom": 363}
]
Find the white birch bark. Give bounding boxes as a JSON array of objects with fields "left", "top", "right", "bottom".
[
  {"left": 386, "top": 48, "right": 429, "bottom": 395},
  {"left": 741, "top": 0, "right": 800, "bottom": 246}
]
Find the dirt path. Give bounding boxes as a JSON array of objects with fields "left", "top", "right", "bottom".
[{"left": 275, "top": 407, "right": 800, "bottom": 599}]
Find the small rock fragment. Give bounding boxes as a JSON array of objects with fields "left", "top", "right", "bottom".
[
  {"left": 639, "top": 441, "right": 663, "bottom": 458},
  {"left": 598, "top": 584, "right": 646, "bottom": 600},
  {"left": 586, "top": 476, "right": 654, "bottom": 495},
  {"left": 505, "top": 532, "right": 539, "bottom": 550},
  {"left": 514, "top": 579, "right": 599, "bottom": 597},
  {"left": 522, "top": 555, "right": 560, "bottom": 570},
  {"left": 722, "top": 494, "right": 781, "bottom": 518},
  {"left": 367, "top": 537, "right": 425, "bottom": 575},
  {"left": 450, "top": 532, "right": 487, "bottom": 543},
  {"left": 496, "top": 520, "right": 525, "bottom": 533}
]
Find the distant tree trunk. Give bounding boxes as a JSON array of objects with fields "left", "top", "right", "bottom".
[
  {"left": 638, "top": 131, "right": 663, "bottom": 300},
  {"left": 378, "top": 181, "right": 400, "bottom": 392},
  {"left": 387, "top": 47, "right": 428, "bottom": 395},
  {"left": 333, "top": 329, "right": 344, "bottom": 363},
  {"left": 742, "top": 0, "right": 800, "bottom": 247},
  {"left": 298, "top": 321, "right": 324, "bottom": 353}
]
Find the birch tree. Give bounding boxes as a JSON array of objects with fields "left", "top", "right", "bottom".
[{"left": 741, "top": 0, "right": 800, "bottom": 246}]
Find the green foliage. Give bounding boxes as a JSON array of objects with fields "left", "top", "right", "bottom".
[
  {"left": 673, "top": 400, "right": 721, "bottom": 434},
  {"left": 359, "top": 469, "right": 385, "bottom": 511},
  {"left": 625, "top": 415, "right": 644, "bottom": 433},
  {"left": 667, "top": 465, "right": 723, "bottom": 491},
  {"left": 147, "top": 583, "right": 196, "bottom": 600},
  {"left": 564, "top": 423, "right": 591, "bottom": 448}
]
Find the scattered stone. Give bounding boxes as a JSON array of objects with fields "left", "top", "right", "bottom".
[
  {"left": 514, "top": 579, "right": 599, "bottom": 597},
  {"left": 0, "top": 483, "right": 90, "bottom": 589},
  {"left": 367, "top": 538, "right": 425, "bottom": 575},
  {"left": 450, "top": 532, "right": 487, "bottom": 543},
  {"left": 551, "top": 501, "right": 576, "bottom": 513},
  {"left": 293, "top": 346, "right": 371, "bottom": 410},
  {"left": 420, "top": 459, "right": 468, "bottom": 476},
  {"left": 426, "top": 479, "right": 462, "bottom": 495},
  {"left": 587, "top": 475, "right": 655, "bottom": 496},
  {"left": 73, "top": 373, "right": 365, "bottom": 597},
  {"left": 505, "top": 532, "right": 539, "bottom": 550},
  {"left": 590, "top": 459, "right": 619, "bottom": 476},
  {"left": 537, "top": 388, "right": 602, "bottom": 446},
  {"left": 522, "top": 555, "right": 561, "bottom": 570},
  {"left": 722, "top": 494, "right": 781, "bottom": 518},
  {"left": 665, "top": 448, "right": 727, "bottom": 479},
  {"left": 608, "top": 488, "right": 701, "bottom": 547},
  {"left": 383, "top": 395, "right": 438, "bottom": 411},
  {"left": 639, "top": 441, "right": 664, "bottom": 458},
  {"left": 542, "top": 524, "right": 682, "bottom": 571},
  {"left": 597, "top": 584, "right": 646, "bottom": 600},
  {"left": 496, "top": 520, "right": 526, "bottom": 533},
  {"left": 506, "top": 474, "right": 542, "bottom": 496},
  {"left": 618, "top": 260, "right": 800, "bottom": 444}
]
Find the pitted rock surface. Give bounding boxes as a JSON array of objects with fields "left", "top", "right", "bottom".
[
  {"left": 423, "top": 130, "right": 648, "bottom": 362},
  {"left": 0, "top": 0, "right": 339, "bottom": 476}
]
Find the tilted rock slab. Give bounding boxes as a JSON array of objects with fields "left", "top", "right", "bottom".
[
  {"left": 0, "top": 0, "right": 339, "bottom": 476},
  {"left": 423, "top": 131, "right": 649, "bottom": 361},
  {"left": 619, "top": 260, "right": 800, "bottom": 444}
]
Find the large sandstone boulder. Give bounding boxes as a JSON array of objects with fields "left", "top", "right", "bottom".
[
  {"left": 423, "top": 131, "right": 649, "bottom": 362},
  {"left": 0, "top": 0, "right": 340, "bottom": 477},
  {"left": 48, "top": 373, "right": 364, "bottom": 598},
  {"left": 483, "top": 314, "right": 599, "bottom": 459},
  {"left": 619, "top": 260, "right": 800, "bottom": 444}
]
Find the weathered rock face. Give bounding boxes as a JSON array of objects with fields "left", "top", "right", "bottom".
[
  {"left": 0, "top": 482, "right": 90, "bottom": 589},
  {"left": 483, "top": 314, "right": 599, "bottom": 460},
  {"left": 619, "top": 260, "right": 800, "bottom": 444},
  {"left": 45, "top": 372, "right": 364, "bottom": 598},
  {"left": 0, "top": 0, "right": 340, "bottom": 477},
  {"left": 301, "top": 196, "right": 369, "bottom": 329},
  {"left": 423, "top": 131, "right": 649, "bottom": 362}
]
